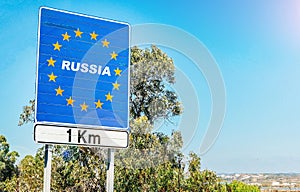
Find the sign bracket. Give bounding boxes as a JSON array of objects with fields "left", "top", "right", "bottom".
[{"left": 106, "top": 148, "right": 115, "bottom": 192}]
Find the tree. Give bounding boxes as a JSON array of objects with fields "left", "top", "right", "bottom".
[
  {"left": 50, "top": 146, "right": 107, "bottom": 191},
  {"left": 18, "top": 100, "right": 34, "bottom": 126},
  {"left": 16, "top": 153, "right": 44, "bottom": 191},
  {"left": 0, "top": 135, "right": 19, "bottom": 191},
  {"left": 2, "top": 147, "right": 44, "bottom": 191},
  {"left": 114, "top": 116, "right": 185, "bottom": 192},
  {"left": 185, "top": 152, "right": 226, "bottom": 192},
  {"left": 130, "top": 45, "right": 183, "bottom": 123},
  {"left": 114, "top": 45, "right": 184, "bottom": 191},
  {"left": 227, "top": 180, "right": 260, "bottom": 192}
]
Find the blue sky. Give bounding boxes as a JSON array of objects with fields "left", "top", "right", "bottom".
[{"left": 1, "top": 0, "right": 300, "bottom": 173}]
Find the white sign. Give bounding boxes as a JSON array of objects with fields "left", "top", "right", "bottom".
[{"left": 34, "top": 124, "right": 128, "bottom": 148}]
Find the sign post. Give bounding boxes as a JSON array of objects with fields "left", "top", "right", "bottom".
[
  {"left": 35, "top": 7, "right": 130, "bottom": 191},
  {"left": 43, "top": 145, "right": 52, "bottom": 192},
  {"left": 106, "top": 148, "right": 115, "bottom": 192}
]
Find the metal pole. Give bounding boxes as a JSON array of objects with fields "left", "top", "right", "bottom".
[
  {"left": 43, "top": 144, "right": 52, "bottom": 192},
  {"left": 106, "top": 148, "right": 115, "bottom": 192}
]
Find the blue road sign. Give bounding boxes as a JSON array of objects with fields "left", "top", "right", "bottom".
[{"left": 35, "top": 7, "right": 130, "bottom": 130}]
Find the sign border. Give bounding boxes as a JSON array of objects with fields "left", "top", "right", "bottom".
[
  {"left": 34, "top": 6, "right": 131, "bottom": 131},
  {"left": 34, "top": 123, "right": 129, "bottom": 148}
]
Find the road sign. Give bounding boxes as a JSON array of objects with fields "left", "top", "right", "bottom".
[
  {"left": 35, "top": 7, "right": 130, "bottom": 147},
  {"left": 35, "top": 124, "right": 128, "bottom": 148}
]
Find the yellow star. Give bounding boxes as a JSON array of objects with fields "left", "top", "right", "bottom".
[
  {"left": 47, "top": 57, "right": 56, "bottom": 67},
  {"left": 112, "top": 81, "right": 120, "bottom": 90},
  {"left": 62, "top": 32, "right": 71, "bottom": 41},
  {"left": 48, "top": 72, "right": 57, "bottom": 82},
  {"left": 94, "top": 100, "right": 104, "bottom": 109},
  {"left": 110, "top": 51, "right": 118, "bottom": 60},
  {"left": 102, "top": 39, "right": 110, "bottom": 48},
  {"left": 66, "top": 97, "right": 75, "bottom": 106},
  {"left": 80, "top": 102, "right": 88, "bottom": 112},
  {"left": 55, "top": 86, "right": 64, "bottom": 96},
  {"left": 114, "top": 68, "right": 122, "bottom": 76},
  {"left": 53, "top": 41, "right": 62, "bottom": 51},
  {"left": 90, "top": 31, "right": 98, "bottom": 40},
  {"left": 74, "top": 28, "right": 83, "bottom": 38},
  {"left": 105, "top": 92, "right": 113, "bottom": 102}
]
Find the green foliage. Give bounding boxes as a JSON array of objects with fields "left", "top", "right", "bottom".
[
  {"left": 227, "top": 180, "right": 260, "bottom": 192},
  {"left": 18, "top": 100, "right": 35, "bottom": 126},
  {"left": 0, "top": 135, "right": 19, "bottom": 191},
  {"left": 130, "top": 45, "right": 183, "bottom": 123},
  {"left": 185, "top": 152, "right": 222, "bottom": 192},
  {"left": 115, "top": 116, "right": 183, "bottom": 169},
  {"left": 1, "top": 148, "right": 43, "bottom": 191},
  {"left": 114, "top": 115, "right": 185, "bottom": 192},
  {"left": 50, "top": 146, "right": 107, "bottom": 191},
  {"left": 17, "top": 154, "right": 44, "bottom": 191},
  {"left": 1, "top": 145, "right": 108, "bottom": 191}
]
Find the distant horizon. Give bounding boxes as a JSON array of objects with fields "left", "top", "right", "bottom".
[{"left": 217, "top": 172, "right": 300, "bottom": 175}]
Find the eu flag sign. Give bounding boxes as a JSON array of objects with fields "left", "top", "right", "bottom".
[{"left": 34, "top": 7, "right": 129, "bottom": 148}]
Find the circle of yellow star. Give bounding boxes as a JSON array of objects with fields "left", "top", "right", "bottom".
[
  {"left": 55, "top": 86, "right": 64, "bottom": 96},
  {"left": 94, "top": 100, "right": 104, "bottom": 109},
  {"left": 90, "top": 31, "right": 98, "bottom": 40},
  {"left": 112, "top": 81, "right": 120, "bottom": 90},
  {"left": 53, "top": 41, "right": 62, "bottom": 51},
  {"left": 74, "top": 28, "right": 83, "bottom": 38},
  {"left": 62, "top": 32, "right": 71, "bottom": 41},
  {"left": 114, "top": 68, "right": 122, "bottom": 76},
  {"left": 105, "top": 92, "right": 113, "bottom": 102},
  {"left": 48, "top": 72, "right": 57, "bottom": 82},
  {"left": 80, "top": 102, "right": 88, "bottom": 112},
  {"left": 110, "top": 51, "right": 118, "bottom": 60},
  {"left": 102, "top": 39, "right": 110, "bottom": 48},
  {"left": 66, "top": 97, "right": 75, "bottom": 106},
  {"left": 47, "top": 57, "right": 56, "bottom": 67}
]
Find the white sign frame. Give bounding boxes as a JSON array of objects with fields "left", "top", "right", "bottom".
[{"left": 34, "top": 124, "right": 129, "bottom": 148}]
